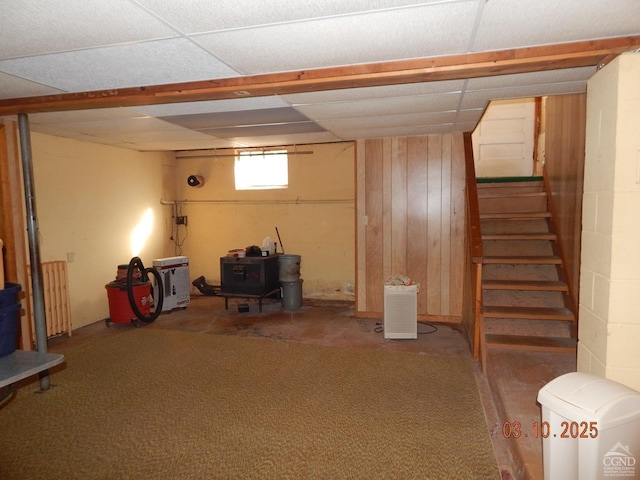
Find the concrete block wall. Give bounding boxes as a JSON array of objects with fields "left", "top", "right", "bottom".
[{"left": 579, "top": 53, "right": 640, "bottom": 391}]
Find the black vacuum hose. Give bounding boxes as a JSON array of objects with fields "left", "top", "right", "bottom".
[{"left": 126, "top": 256, "right": 164, "bottom": 323}]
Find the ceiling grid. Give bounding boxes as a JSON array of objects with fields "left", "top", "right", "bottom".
[{"left": 0, "top": 0, "right": 638, "bottom": 151}]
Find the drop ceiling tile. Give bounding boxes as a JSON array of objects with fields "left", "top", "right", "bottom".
[
  {"left": 318, "top": 111, "right": 457, "bottom": 130},
  {"left": 44, "top": 116, "right": 188, "bottom": 137},
  {"left": 466, "top": 67, "right": 596, "bottom": 91},
  {"left": 192, "top": 2, "right": 477, "bottom": 74},
  {"left": 133, "top": 97, "right": 290, "bottom": 117},
  {"left": 454, "top": 122, "right": 479, "bottom": 133},
  {"left": 100, "top": 128, "right": 221, "bottom": 143},
  {"left": 282, "top": 80, "right": 465, "bottom": 105},
  {"left": 137, "top": 0, "right": 452, "bottom": 34},
  {"left": 334, "top": 123, "right": 454, "bottom": 139},
  {"left": 0, "top": 0, "right": 178, "bottom": 59},
  {"left": 457, "top": 93, "right": 492, "bottom": 111},
  {"left": 161, "top": 107, "right": 312, "bottom": 129},
  {"left": 0, "top": 72, "right": 64, "bottom": 100},
  {"left": 29, "top": 123, "right": 131, "bottom": 143},
  {"left": 199, "top": 121, "right": 326, "bottom": 139},
  {"left": 460, "top": 81, "right": 587, "bottom": 109},
  {"left": 34, "top": 132, "right": 135, "bottom": 148},
  {"left": 0, "top": 38, "right": 239, "bottom": 92},
  {"left": 2, "top": 1, "right": 635, "bottom": 152},
  {"left": 29, "top": 107, "right": 146, "bottom": 125},
  {"left": 537, "top": 82, "right": 589, "bottom": 96},
  {"left": 129, "top": 137, "right": 241, "bottom": 151},
  {"left": 294, "top": 93, "right": 462, "bottom": 120},
  {"left": 29, "top": 124, "right": 91, "bottom": 139},
  {"left": 30, "top": 125, "right": 236, "bottom": 151},
  {"left": 225, "top": 131, "right": 342, "bottom": 148},
  {"left": 86, "top": 139, "right": 137, "bottom": 149},
  {"left": 456, "top": 109, "right": 485, "bottom": 123},
  {"left": 473, "top": 0, "right": 640, "bottom": 52}
]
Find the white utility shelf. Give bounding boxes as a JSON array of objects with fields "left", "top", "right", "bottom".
[{"left": 0, "top": 350, "right": 64, "bottom": 389}]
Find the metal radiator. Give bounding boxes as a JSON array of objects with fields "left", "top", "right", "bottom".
[{"left": 28, "top": 261, "right": 72, "bottom": 340}]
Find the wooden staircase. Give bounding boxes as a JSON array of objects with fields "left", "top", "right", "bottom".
[{"left": 477, "top": 177, "right": 577, "bottom": 360}]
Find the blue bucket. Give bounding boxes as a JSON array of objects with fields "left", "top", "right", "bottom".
[
  {"left": 0, "top": 283, "right": 22, "bottom": 356},
  {"left": 0, "top": 283, "right": 22, "bottom": 308}
]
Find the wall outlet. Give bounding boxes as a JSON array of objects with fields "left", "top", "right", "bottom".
[{"left": 176, "top": 215, "right": 188, "bottom": 226}]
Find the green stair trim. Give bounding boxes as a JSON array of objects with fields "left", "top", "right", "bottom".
[{"left": 476, "top": 176, "right": 543, "bottom": 184}]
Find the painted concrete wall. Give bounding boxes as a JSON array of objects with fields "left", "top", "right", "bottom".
[
  {"left": 28, "top": 135, "right": 353, "bottom": 331},
  {"left": 31, "top": 133, "right": 174, "bottom": 329},
  {"left": 579, "top": 53, "right": 640, "bottom": 391},
  {"left": 170, "top": 142, "right": 355, "bottom": 298}
]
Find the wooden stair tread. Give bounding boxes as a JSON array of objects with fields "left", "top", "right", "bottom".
[
  {"left": 482, "top": 233, "right": 557, "bottom": 240},
  {"left": 478, "top": 191, "right": 546, "bottom": 199},
  {"left": 486, "top": 334, "right": 576, "bottom": 352},
  {"left": 483, "top": 306, "right": 575, "bottom": 321},
  {"left": 476, "top": 176, "right": 543, "bottom": 185},
  {"left": 480, "top": 212, "right": 551, "bottom": 220},
  {"left": 474, "top": 177, "right": 579, "bottom": 368},
  {"left": 483, "top": 255, "right": 562, "bottom": 265},
  {"left": 482, "top": 280, "right": 568, "bottom": 291}
]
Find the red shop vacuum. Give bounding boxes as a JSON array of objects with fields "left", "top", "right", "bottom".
[{"left": 105, "top": 257, "right": 164, "bottom": 327}]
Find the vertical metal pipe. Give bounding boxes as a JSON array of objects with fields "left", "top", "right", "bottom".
[{"left": 17, "top": 113, "right": 50, "bottom": 391}]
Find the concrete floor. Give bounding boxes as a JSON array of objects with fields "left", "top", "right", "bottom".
[{"left": 47, "top": 294, "right": 576, "bottom": 480}]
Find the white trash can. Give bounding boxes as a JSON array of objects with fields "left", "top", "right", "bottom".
[{"left": 537, "top": 372, "right": 640, "bottom": 480}]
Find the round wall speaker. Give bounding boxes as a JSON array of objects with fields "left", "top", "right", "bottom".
[{"left": 187, "top": 175, "right": 205, "bottom": 188}]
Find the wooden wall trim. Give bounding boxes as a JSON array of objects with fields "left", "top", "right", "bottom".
[
  {"left": 0, "top": 37, "right": 638, "bottom": 115},
  {"left": 463, "top": 132, "right": 483, "bottom": 263},
  {"left": 461, "top": 132, "right": 483, "bottom": 358},
  {"left": 355, "top": 141, "right": 366, "bottom": 313},
  {"left": 544, "top": 93, "right": 586, "bottom": 310},
  {"left": 407, "top": 136, "right": 429, "bottom": 313},
  {"left": 449, "top": 136, "right": 466, "bottom": 315},
  {"left": 354, "top": 310, "right": 462, "bottom": 324},
  {"left": 0, "top": 120, "right": 32, "bottom": 349}
]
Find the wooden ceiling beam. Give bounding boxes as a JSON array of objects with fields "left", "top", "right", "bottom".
[{"left": 0, "top": 36, "right": 639, "bottom": 115}]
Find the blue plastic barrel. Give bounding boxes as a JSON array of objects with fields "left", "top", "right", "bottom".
[{"left": 0, "top": 283, "right": 22, "bottom": 356}]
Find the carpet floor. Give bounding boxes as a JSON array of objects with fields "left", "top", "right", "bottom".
[{"left": 0, "top": 329, "right": 500, "bottom": 480}]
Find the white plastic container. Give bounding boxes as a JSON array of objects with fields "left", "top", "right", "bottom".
[
  {"left": 537, "top": 372, "right": 640, "bottom": 480},
  {"left": 262, "top": 236, "right": 275, "bottom": 255}
]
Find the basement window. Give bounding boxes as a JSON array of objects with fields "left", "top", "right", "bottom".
[{"left": 234, "top": 149, "right": 288, "bottom": 190}]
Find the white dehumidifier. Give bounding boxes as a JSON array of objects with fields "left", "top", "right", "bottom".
[
  {"left": 383, "top": 284, "right": 418, "bottom": 339},
  {"left": 152, "top": 256, "right": 190, "bottom": 311}
]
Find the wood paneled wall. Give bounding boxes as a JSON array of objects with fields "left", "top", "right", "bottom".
[
  {"left": 356, "top": 134, "right": 466, "bottom": 322},
  {"left": 544, "top": 94, "right": 586, "bottom": 306},
  {"left": 0, "top": 120, "right": 33, "bottom": 349}
]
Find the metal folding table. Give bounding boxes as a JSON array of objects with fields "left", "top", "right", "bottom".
[{"left": 0, "top": 350, "right": 65, "bottom": 401}]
